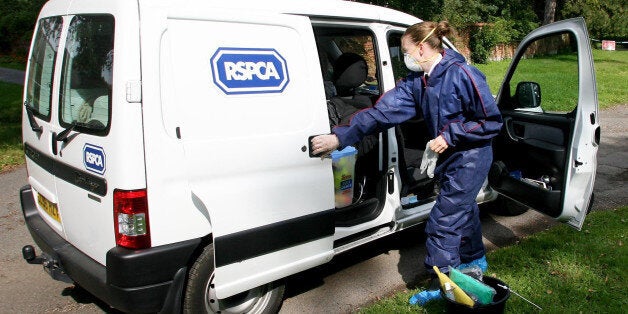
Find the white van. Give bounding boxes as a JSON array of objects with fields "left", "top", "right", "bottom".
[{"left": 20, "top": 0, "right": 599, "bottom": 312}]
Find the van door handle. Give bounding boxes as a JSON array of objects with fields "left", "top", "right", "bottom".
[
  {"left": 503, "top": 117, "right": 522, "bottom": 142},
  {"left": 308, "top": 135, "right": 329, "bottom": 158},
  {"left": 55, "top": 122, "right": 76, "bottom": 143},
  {"left": 308, "top": 135, "right": 318, "bottom": 157},
  {"left": 51, "top": 132, "right": 58, "bottom": 155}
]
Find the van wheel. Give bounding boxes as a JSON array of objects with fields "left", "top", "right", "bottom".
[{"left": 183, "top": 244, "right": 285, "bottom": 314}]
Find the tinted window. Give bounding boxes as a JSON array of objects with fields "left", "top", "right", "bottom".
[
  {"left": 387, "top": 31, "right": 409, "bottom": 81},
  {"left": 314, "top": 27, "right": 380, "bottom": 97},
  {"left": 59, "top": 15, "right": 114, "bottom": 132},
  {"left": 25, "top": 17, "right": 63, "bottom": 120}
]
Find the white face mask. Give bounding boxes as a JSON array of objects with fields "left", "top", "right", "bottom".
[
  {"left": 404, "top": 53, "right": 423, "bottom": 72},
  {"left": 405, "top": 52, "right": 440, "bottom": 73}
]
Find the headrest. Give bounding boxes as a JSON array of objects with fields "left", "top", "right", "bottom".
[
  {"left": 92, "top": 95, "right": 109, "bottom": 109},
  {"left": 332, "top": 53, "right": 368, "bottom": 93}
]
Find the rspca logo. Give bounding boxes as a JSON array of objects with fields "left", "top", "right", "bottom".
[
  {"left": 211, "top": 47, "right": 289, "bottom": 95},
  {"left": 83, "top": 144, "right": 106, "bottom": 175}
]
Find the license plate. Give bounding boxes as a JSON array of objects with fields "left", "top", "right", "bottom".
[{"left": 38, "top": 194, "right": 61, "bottom": 223}]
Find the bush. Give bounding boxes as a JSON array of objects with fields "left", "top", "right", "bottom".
[
  {"left": 0, "top": 0, "right": 46, "bottom": 56},
  {"left": 469, "top": 25, "right": 500, "bottom": 64},
  {"left": 562, "top": 0, "right": 627, "bottom": 40}
]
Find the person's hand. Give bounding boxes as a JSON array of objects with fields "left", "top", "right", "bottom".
[
  {"left": 311, "top": 134, "right": 340, "bottom": 158},
  {"left": 429, "top": 135, "right": 449, "bottom": 154}
]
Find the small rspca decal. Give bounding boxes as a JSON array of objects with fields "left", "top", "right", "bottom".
[
  {"left": 210, "top": 47, "right": 289, "bottom": 95},
  {"left": 83, "top": 144, "right": 106, "bottom": 175}
]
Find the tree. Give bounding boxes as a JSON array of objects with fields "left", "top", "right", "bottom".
[
  {"left": 543, "top": 0, "right": 557, "bottom": 25},
  {"left": 357, "top": 0, "right": 542, "bottom": 63},
  {"left": 0, "top": 0, "right": 47, "bottom": 56},
  {"left": 360, "top": 0, "right": 443, "bottom": 21},
  {"left": 438, "top": 0, "right": 495, "bottom": 28},
  {"left": 562, "top": 0, "right": 627, "bottom": 40}
]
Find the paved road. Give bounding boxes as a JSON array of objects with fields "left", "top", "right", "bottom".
[
  {"left": 0, "top": 67, "right": 25, "bottom": 85},
  {"left": 0, "top": 65, "right": 626, "bottom": 312}
]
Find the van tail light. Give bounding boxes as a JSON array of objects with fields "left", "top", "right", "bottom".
[{"left": 113, "top": 189, "right": 151, "bottom": 249}]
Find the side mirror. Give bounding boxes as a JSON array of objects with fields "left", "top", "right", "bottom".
[{"left": 515, "top": 81, "right": 541, "bottom": 109}]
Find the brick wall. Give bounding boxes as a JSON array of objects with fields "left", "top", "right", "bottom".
[{"left": 454, "top": 25, "right": 518, "bottom": 62}]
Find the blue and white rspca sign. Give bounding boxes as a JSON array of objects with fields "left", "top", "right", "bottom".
[
  {"left": 211, "top": 47, "right": 289, "bottom": 95},
  {"left": 83, "top": 144, "right": 106, "bottom": 175}
]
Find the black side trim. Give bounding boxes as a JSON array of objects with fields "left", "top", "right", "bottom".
[
  {"left": 24, "top": 143, "right": 53, "bottom": 173},
  {"left": 214, "top": 209, "right": 335, "bottom": 267},
  {"left": 333, "top": 222, "right": 394, "bottom": 249},
  {"left": 24, "top": 143, "right": 107, "bottom": 196}
]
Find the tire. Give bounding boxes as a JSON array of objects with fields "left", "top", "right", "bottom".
[
  {"left": 481, "top": 195, "right": 528, "bottom": 216},
  {"left": 183, "top": 244, "right": 285, "bottom": 314}
]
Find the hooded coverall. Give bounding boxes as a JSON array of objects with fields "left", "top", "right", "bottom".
[{"left": 332, "top": 49, "right": 503, "bottom": 273}]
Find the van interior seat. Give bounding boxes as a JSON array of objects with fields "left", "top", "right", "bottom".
[
  {"left": 331, "top": 52, "right": 372, "bottom": 122},
  {"left": 90, "top": 95, "right": 109, "bottom": 127},
  {"left": 66, "top": 88, "right": 109, "bottom": 125},
  {"left": 328, "top": 53, "right": 378, "bottom": 157}
]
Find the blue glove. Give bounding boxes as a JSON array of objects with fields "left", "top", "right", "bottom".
[{"left": 409, "top": 289, "right": 441, "bottom": 305}]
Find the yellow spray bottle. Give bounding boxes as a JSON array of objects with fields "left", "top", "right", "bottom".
[{"left": 433, "top": 266, "right": 475, "bottom": 307}]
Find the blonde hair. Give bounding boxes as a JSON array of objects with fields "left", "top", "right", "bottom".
[{"left": 404, "top": 21, "right": 452, "bottom": 52}]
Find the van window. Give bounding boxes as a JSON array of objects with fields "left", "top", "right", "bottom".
[
  {"left": 59, "top": 15, "right": 115, "bottom": 132},
  {"left": 25, "top": 17, "right": 63, "bottom": 121},
  {"left": 314, "top": 27, "right": 379, "bottom": 97},
  {"left": 387, "top": 31, "right": 409, "bottom": 81},
  {"left": 508, "top": 32, "right": 579, "bottom": 114}
]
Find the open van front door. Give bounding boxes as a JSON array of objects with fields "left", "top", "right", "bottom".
[{"left": 490, "top": 17, "right": 599, "bottom": 230}]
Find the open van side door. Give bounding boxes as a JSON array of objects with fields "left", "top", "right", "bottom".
[
  {"left": 490, "top": 17, "right": 599, "bottom": 230},
  {"left": 160, "top": 8, "right": 335, "bottom": 298}
]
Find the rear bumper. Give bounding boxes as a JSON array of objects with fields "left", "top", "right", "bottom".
[{"left": 20, "top": 185, "right": 201, "bottom": 313}]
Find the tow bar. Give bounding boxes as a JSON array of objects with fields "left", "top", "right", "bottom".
[{"left": 22, "top": 245, "right": 73, "bottom": 283}]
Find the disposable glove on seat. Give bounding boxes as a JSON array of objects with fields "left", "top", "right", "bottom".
[{"left": 419, "top": 140, "right": 439, "bottom": 178}]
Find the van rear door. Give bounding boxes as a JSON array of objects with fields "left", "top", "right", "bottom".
[
  {"left": 490, "top": 18, "right": 599, "bottom": 230},
  {"left": 23, "top": 0, "right": 145, "bottom": 265},
  {"left": 23, "top": 16, "right": 64, "bottom": 235}
]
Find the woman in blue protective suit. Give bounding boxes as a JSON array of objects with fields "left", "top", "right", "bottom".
[{"left": 311, "top": 21, "right": 503, "bottom": 304}]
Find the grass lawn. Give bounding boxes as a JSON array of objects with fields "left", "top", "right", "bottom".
[
  {"left": 359, "top": 206, "right": 628, "bottom": 313},
  {"left": 476, "top": 49, "right": 628, "bottom": 110},
  {"left": 0, "top": 81, "right": 24, "bottom": 172},
  {"left": 0, "top": 55, "right": 27, "bottom": 70}
]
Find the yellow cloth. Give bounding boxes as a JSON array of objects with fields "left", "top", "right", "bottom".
[{"left": 433, "top": 266, "right": 475, "bottom": 307}]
